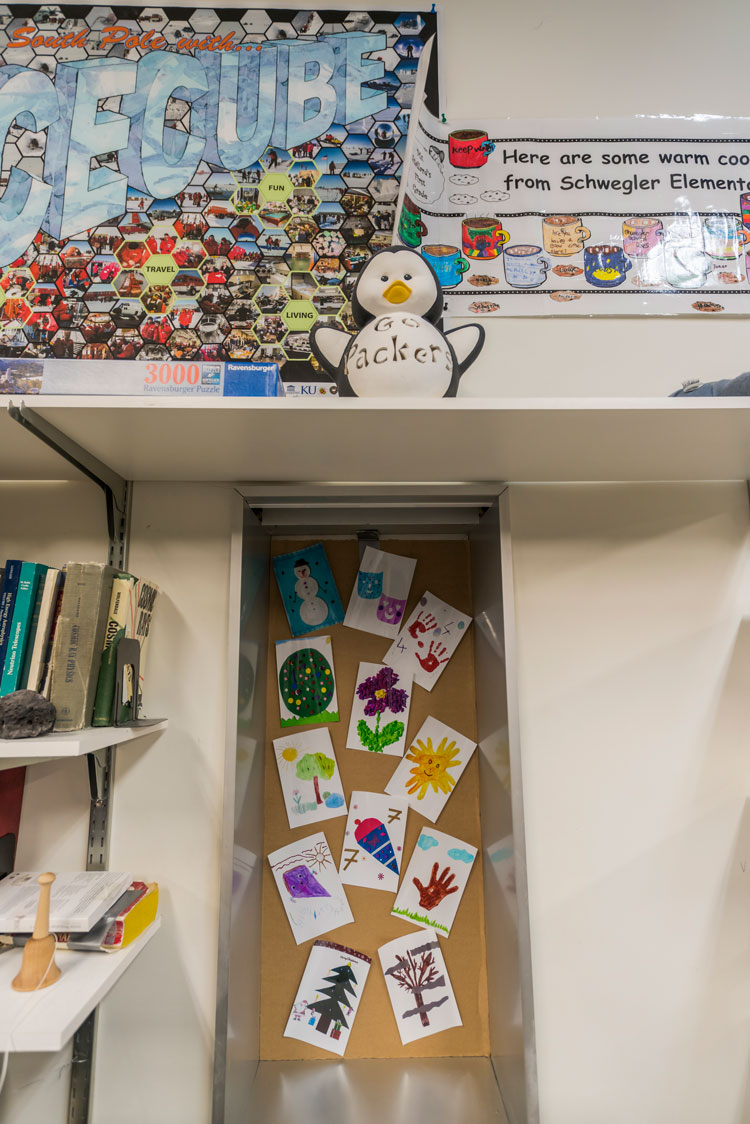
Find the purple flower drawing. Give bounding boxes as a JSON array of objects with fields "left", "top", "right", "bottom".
[{"left": 356, "top": 666, "right": 408, "bottom": 753}]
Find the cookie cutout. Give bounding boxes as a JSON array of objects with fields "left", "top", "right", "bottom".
[
  {"left": 692, "top": 300, "right": 724, "bottom": 312},
  {"left": 449, "top": 173, "right": 478, "bottom": 186},
  {"left": 549, "top": 290, "right": 581, "bottom": 302},
  {"left": 449, "top": 194, "right": 477, "bottom": 206},
  {"left": 552, "top": 264, "right": 583, "bottom": 277},
  {"left": 468, "top": 274, "right": 499, "bottom": 287}
]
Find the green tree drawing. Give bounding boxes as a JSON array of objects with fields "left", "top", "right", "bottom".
[
  {"left": 295, "top": 752, "right": 335, "bottom": 805},
  {"left": 309, "top": 964, "right": 358, "bottom": 1036}
]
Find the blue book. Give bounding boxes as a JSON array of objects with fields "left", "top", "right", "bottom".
[
  {"left": 0, "top": 560, "right": 22, "bottom": 678},
  {"left": 0, "top": 563, "right": 47, "bottom": 696}
]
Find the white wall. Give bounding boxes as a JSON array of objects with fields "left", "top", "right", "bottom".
[{"left": 507, "top": 482, "right": 750, "bottom": 1124}]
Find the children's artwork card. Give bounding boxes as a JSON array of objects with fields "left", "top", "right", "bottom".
[
  {"left": 339, "top": 792, "right": 409, "bottom": 893},
  {"left": 378, "top": 930, "right": 462, "bottom": 1045},
  {"left": 391, "top": 828, "right": 477, "bottom": 938},
  {"left": 276, "top": 635, "right": 339, "bottom": 728},
  {"left": 344, "top": 546, "right": 417, "bottom": 639},
  {"left": 384, "top": 592, "right": 472, "bottom": 690},
  {"left": 346, "top": 662, "right": 413, "bottom": 756},
  {"left": 284, "top": 940, "right": 372, "bottom": 1057},
  {"left": 268, "top": 832, "right": 354, "bottom": 945},
  {"left": 273, "top": 728, "right": 347, "bottom": 830},
  {"left": 273, "top": 543, "right": 345, "bottom": 637},
  {"left": 384, "top": 717, "right": 477, "bottom": 823}
]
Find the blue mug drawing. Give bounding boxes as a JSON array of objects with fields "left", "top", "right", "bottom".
[
  {"left": 421, "top": 244, "right": 470, "bottom": 288},
  {"left": 503, "top": 244, "right": 550, "bottom": 289},
  {"left": 358, "top": 570, "right": 383, "bottom": 599},
  {"left": 584, "top": 244, "right": 632, "bottom": 288}
]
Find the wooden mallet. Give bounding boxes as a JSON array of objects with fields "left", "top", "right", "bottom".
[{"left": 11, "top": 872, "right": 62, "bottom": 992}]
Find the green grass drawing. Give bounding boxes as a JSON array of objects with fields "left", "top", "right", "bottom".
[
  {"left": 391, "top": 907, "right": 449, "bottom": 934},
  {"left": 281, "top": 709, "right": 340, "bottom": 728}
]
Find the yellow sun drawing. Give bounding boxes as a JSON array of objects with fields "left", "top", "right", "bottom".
[
  {"left": 404, "top": 736, "right": 462, "bottom": 799},
  {"left": 278, "top": 745, "right": 299, "bottom": 772}
]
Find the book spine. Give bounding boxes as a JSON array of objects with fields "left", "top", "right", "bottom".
[
  {"left": 0, "top": 563, "right": 46, "bottom": 696},
  {"left": 23, "top": 568, "right": 62, "bottom": 693},
  {"left": 91, "top": 573, "right": 136, "bottom": 727},
  {"left": 39, "top": 575, "right": 65, "bottom": 699},
  {"left": 121, "top": 578, "right": 159, "bottom": 723},
  {"left": 0, "top": 560, "right": 22, "bottom": 677},
  {"left": 19, "top": 565, "right": 52, "bottom": 690},
  {"left": 49, "top": 563, "right": 116, "bottom": 731}
]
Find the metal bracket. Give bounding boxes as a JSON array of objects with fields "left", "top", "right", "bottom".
[
  {"left": 85, "top": 748, "right": 113, "bottom": 870},
  {"left": 8, "top": 402, "right": 129, "bottom": 568},
  {"left": 357, "top": 528, "right": 380, "bottom": 561}
]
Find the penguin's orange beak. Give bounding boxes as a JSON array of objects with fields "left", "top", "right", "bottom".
[{"left": 382, "top": 280, "right": 412, "bottom": 304}]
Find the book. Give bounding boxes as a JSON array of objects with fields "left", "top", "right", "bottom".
[
  {"left": 22, "top": 567, "right": 63, "bottom": 693},
  {"left": 0, "top": 870, "right": 132, "bottom": 932},
  {"left": 0, "top": 562, "right": 47, "bottom": 696},
  {"left": 49, "top": 562, "right": 117, "bottom": 730},
  {"left": 39, "top": 573, "right": 66, "bottom": 699},
  {"left": 2, "top": 881, "right": 159, "bottom": 953},
  {"left": 120, "top": 577, "right": 159, "bottom": 723},
  {"left": 91, "top": 572, "right": 137, "bottom": 727},
  {"left": 0, "top": 560, "right": 22, "bottom": 677}
]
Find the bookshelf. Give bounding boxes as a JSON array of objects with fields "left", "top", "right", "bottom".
[
  {"left": 0, "top": 721, "right": 168, "bottom": 770},
  {"left": 4, "top": 395, "right": 750, "bottom": 483},
  {"left": 0, "top": 921, "right": 161, "bottom": 1052}
]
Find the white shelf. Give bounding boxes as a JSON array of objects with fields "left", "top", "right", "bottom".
[
  {"left": 0, "top": 919, "right": 160, "bottom": 1052},
  {"left": 0, "top": 721, "right": 168, "bottom": 770},
  {"left": 5, "top": 395, "right": 750, "bottom": 484}
]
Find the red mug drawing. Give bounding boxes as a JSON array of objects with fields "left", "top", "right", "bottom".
[{"left": 449, "top": 129, "right": 495, "bottom": 168}]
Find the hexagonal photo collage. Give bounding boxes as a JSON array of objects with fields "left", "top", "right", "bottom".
[{"left": 0, "top": 7, "right": 438, "bottom": 381}]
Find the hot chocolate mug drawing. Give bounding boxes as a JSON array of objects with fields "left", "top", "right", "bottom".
[
  {"left": 421, "top": 244, "right": 470, "bottom": 288},
  {"left": 702, "top": 214, "right": 750, "bottom": 260},
  {"left": 542, "top": 215, "right": 591, "bottom": 257},
  {"left": 622, "top": 217, "right": 663, "bottom": 258},
  {"left": 398, "top": 194, "right": 428, "bottom": 248},
  {"left": 503, "top": 245, "right": 550, "bottom": 288},
  {"left": 462, "top": 216, "right": 509, "bottom": 259},
  {"left": 584, "top": 245, "right": 632, "bottom": 287},
  {"left": 449, "top": 129, "right": 495, "bottom": 168}
]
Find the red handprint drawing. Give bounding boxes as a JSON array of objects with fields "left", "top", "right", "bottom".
[
  {"left": 413, "top": 863, "right": 458, "bottom": 911},
  {"left": 415, "top": 639, "right": 448, "bottom": 674},
  {"left": 408, "top": 610, "right": 437, "bottom": 640}
]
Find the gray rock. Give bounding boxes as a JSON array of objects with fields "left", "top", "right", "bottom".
[{"left": 0, "top": 690, "right": 56, "bottom": 739}]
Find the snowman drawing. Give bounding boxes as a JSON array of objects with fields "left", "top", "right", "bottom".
[{"left": 294, "top": 558, "right": 329, "bottom": 627}]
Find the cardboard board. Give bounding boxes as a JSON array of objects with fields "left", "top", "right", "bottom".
[{"left": 261, "top": 539, "right": 489, "bottom": 1060}]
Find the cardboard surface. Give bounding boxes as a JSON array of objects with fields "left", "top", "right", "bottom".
[{"left": 261, "top": 539, "right": 489, "bottom": 1060}]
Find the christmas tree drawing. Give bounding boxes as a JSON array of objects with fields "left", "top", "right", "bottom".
[
  {"left": 385, "top": 939, "right": 447, "bottom": 1028},
  {"left": 308, "top": 963, "right": 358, "bottom": 1037}
]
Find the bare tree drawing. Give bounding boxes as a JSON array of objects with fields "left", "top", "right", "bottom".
[{"left": 385, "top": 938, "right": 447, "bottom": 1028}]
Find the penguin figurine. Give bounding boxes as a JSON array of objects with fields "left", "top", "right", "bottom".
[{"left": 309, "top": 246, "right": 485, "bottom": 397}]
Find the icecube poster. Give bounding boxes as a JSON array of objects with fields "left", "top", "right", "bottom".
[
  {"left": 378, "top": 931, "right": 461, "bottom": 1044},
  {"left": 268, "top": 832, "right": 354, "bottom": 945},
  {"left": 0, "top": 7, "right": 439, "bottom": 381},
  {"left": 284, "top": 940, "right": 371, "bottom": 1056},
  {"left": 346, "top": 662, "right": 412, "bottom": 756},
  {"left": 391, "top": 827, "right": 477, "bottom": 937},
  {"left": 339, "top": 792, "right": 408, "bottom": 892},
  {"left": 273, "top": 728, "right": 347, "bottom": 829},
  {"left": 385, "top": 716, "right": 477, "bottom": 822},
  {"left": 273, "top": 543, "right": 344, "bottom": 637},
  {"left": 385, "top": 593, "right": 472, "bottom": 690},
  {"left": 344, "top": 547, "right": 417, "bottom": 638},
  {"left": 275, "top": 635, "right": 339, "bottom": 727}
]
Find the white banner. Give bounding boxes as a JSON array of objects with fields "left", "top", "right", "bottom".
[{"left": 396, "top": 97, "right": 750, "bottom": 316}]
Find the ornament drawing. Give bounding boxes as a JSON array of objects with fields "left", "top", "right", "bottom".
[
  {"left": 274, "top": 729, "right": 347, "bottom": 829},
  {"left": 339, "top": 792, "right": 408, "bottom": 893},
  {"left": 346, "top": 662, "right": 412, "bottom": 755},
  {"left": 272, "top": 543, "right": 344, "bottom": 637},
  {"left": 276, "top": 635, "right": 339, "bottom": 728},
  {"left": 385, "top": 717, "right": 477, "bottom": 822},
  {"left": 284, "top": 940, "right": 372, "bottom": 1057}
]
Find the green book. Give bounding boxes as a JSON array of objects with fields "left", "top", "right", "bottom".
[
  {"left": 91, "top": 572, "right": 137, "bottom": 727},
  {"left": 0, "top": 563, "right": 47, "bottom": 696}
]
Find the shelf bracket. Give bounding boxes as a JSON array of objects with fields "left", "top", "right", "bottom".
[{"left": 8, "top": 402, "right": 129, "bottom": 567}]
